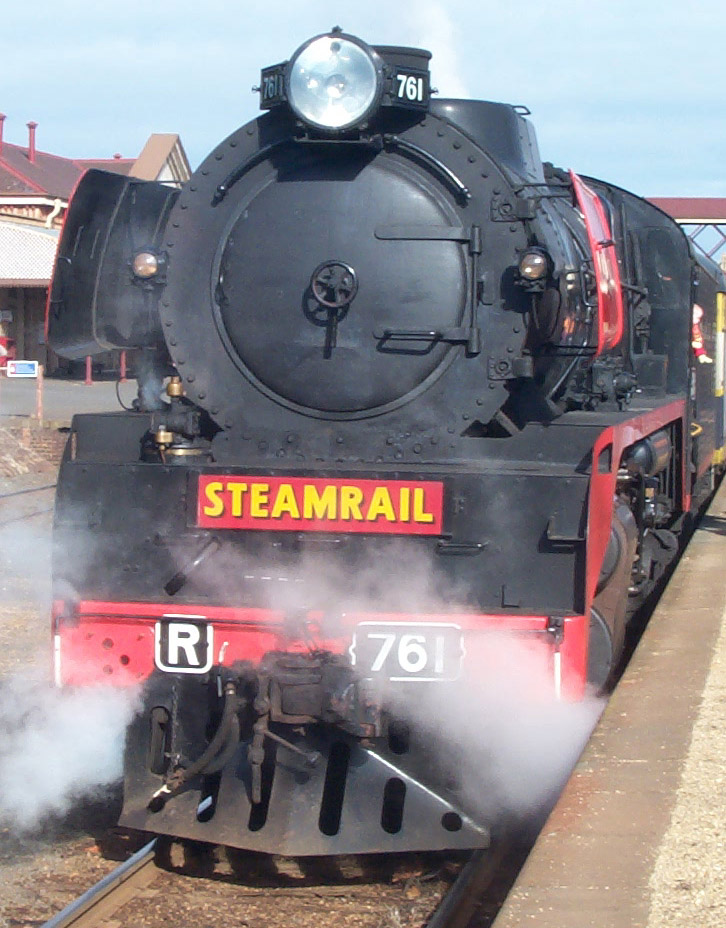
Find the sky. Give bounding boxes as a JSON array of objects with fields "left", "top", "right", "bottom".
[{"left": 2, "top": 0, "right": 725, "bottom": 197}]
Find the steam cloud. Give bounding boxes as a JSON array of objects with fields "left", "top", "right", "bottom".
[
  {"left": 0, "top": 493, "right": 600, "bottom": 837},
  {"left": 384, "top": 635, "right": 603, "bottom": 819},
  {"left": 0, "top": 673, "right": 139, "bottom": 832},
  {"left": 0, "top": 512, "right": 138, "bottom": 834},
  {"left": 187, "top": 536, "right": 602, "bottom": 820},
  {"left": 406, "top": 0, "right": 471, "bottom": 98}
]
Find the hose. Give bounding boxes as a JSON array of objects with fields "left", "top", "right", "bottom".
[
  {"left": 203, "top": 714, "right": 241, "bottom": 774},
  {"left": 148, "top": 682, "right": 239, "bottom": 809},
  {"left": 171, "top": 682, "right": 239, "bottom": 784}
]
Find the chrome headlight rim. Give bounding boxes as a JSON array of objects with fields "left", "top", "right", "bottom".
[{"left": 285, "top": 30, "right": 385, "bottom": 132}]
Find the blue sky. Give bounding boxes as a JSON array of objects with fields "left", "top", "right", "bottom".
[{"left": 3, "top": 0, "right": 724, "bottom": 196}]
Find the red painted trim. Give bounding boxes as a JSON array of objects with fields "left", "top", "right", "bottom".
[
  {"left": 570, "top": 171, "right": 624, "bottom": 356},
  {"left": 55, "top": 599, "right": 586, "bottom": 698},
  {"left": 560, "top": 614, "right": 587, "bottom": 700},
  {"left": 73, "top": 599, "right": 552, "bottom": 630}
]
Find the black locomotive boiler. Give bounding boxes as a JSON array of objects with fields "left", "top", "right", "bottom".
[{"left": 48, "top": 29, "right": 726, "bottom": 854}]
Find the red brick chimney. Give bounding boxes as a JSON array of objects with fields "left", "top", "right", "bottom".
[
  {"left": 0, "top": 114, "right": 5, "bottom": 157},
  {"left": 27, "top": 121, "right": 37, "bottom": 163}
]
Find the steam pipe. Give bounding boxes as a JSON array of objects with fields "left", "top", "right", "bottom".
[
  {"left": 626, "top": 430, "right": 671, "bottom": 477},
  {"left": 164, "top": 538, "right": 220, "bottom": 595}
]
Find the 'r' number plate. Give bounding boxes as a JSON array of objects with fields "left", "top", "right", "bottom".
[{"left": 154, "top": 616, "right": 214, "bottom": 674}]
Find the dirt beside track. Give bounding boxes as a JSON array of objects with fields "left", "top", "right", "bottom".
[
  {"left": 1, "top": 834, "right": 463, "bottom": 928},
  {"left": 0, "top": 818, "right": 145, "bottom": 928}
]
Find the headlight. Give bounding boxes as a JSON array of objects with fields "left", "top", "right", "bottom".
[
  {"left": 287, "top": 33, "right": 381, "bottom": 131},
  {"left": 518, "top": 249, "right": 551, "bottom": 281},
  {"left": 132, "top": 251, "right": 159, "bottom": 279}
]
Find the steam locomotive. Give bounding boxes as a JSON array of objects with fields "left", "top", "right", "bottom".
[{"left": 48, "top": 29, "right": 725, "bottom": 855}]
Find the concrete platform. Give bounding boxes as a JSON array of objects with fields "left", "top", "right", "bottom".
[
  {"left": 0, "top": 375, "right": 136, "bottom": 424},
  {"left": 491, "top": 481, "right": 726, "bottom": 928}
]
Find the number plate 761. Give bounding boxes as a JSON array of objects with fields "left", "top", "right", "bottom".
[{"left": 349, "top": 622, "right": 465, "bottom": 682}]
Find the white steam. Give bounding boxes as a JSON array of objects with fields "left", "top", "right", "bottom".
[
  {"left": 406, "top": 0, "right": 470, "bottom": 98},
  {"left": 384, "top": 634, "right": 603, "bottom": 819},
  {"left": 183, "top": 537, "right": 472, "bottom": 619},
  {"left": 0, "top": 502, "right": 52, "bottom": 613},
  {"left": 185, "top": 537, "right": 602, "bottom": 820},
  {"left": 0, "top": 674, "right": 139, "bottom": 833},
  {"left": 0, "top": 499, "right": 138, "bottom": 833}
]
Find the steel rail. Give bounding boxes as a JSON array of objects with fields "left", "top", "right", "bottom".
[
  {"left": 40, "top": 838, "right": 158, "bottom": 928},
  {"left": 0, "top": 507, "right": 54, "bottom": 527},
  {"left": 0, "top": 483, "right": 56, "bottom": 499},
  {"left": 425, "top": 842, "right": 510, "bottom": 928}
]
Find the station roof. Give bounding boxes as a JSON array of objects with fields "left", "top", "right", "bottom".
[
  {"left": 649, "top": 198, "right": 726, "bottom": 223},
  {"left": 0, "top": 142, "right": 133, "bottom": 199},
  {"left": 0, "top": 125, "right": 190, "bottom": 199}
]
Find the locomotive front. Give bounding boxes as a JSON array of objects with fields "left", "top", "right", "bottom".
[{"left": 49, "top": 31, "right": 626, "bottom": 854}]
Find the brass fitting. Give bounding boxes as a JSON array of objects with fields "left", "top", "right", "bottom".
[
  {"left": 165, "top": 446, "right": 207, "bottom": 457},
  {"left": 155, "top": 427, "right": 174, "bottom": 448},
  {"left": 166, "top": 376, "right": 184, "bottom": 398}
]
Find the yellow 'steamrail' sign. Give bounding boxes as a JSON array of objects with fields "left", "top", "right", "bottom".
[{"left": 197, "top": 475, "right": 444, "bottom": 535}]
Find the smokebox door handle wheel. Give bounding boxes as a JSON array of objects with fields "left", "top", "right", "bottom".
[
  {"left": 310, "top": 260, "right": 358, "bottom": 308},
  {"left": 308, "top": 260, "right": 358, "bottom": 358}
]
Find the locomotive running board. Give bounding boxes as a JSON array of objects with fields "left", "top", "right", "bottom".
[{"left": 120, "top": 722, "right": 489, "bottom": 855}]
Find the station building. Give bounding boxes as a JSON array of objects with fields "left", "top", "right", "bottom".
[{"left": 0, "top": 116, "right": 190, "bottom": 373}]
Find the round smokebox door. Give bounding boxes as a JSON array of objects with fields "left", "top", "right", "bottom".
[{"left": 214, "top": 151, "right": 468, "bottom": 415}]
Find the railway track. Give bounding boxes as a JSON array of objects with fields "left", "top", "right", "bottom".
[
  {"left": 37, "top": 836, "right": 526, "bottom": 928},
  {"left": 41, "top": 839, "right": 158, "bottom": 928},
  {"left": 0, "top": 482, "right": 56, "bottom": 527}
]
